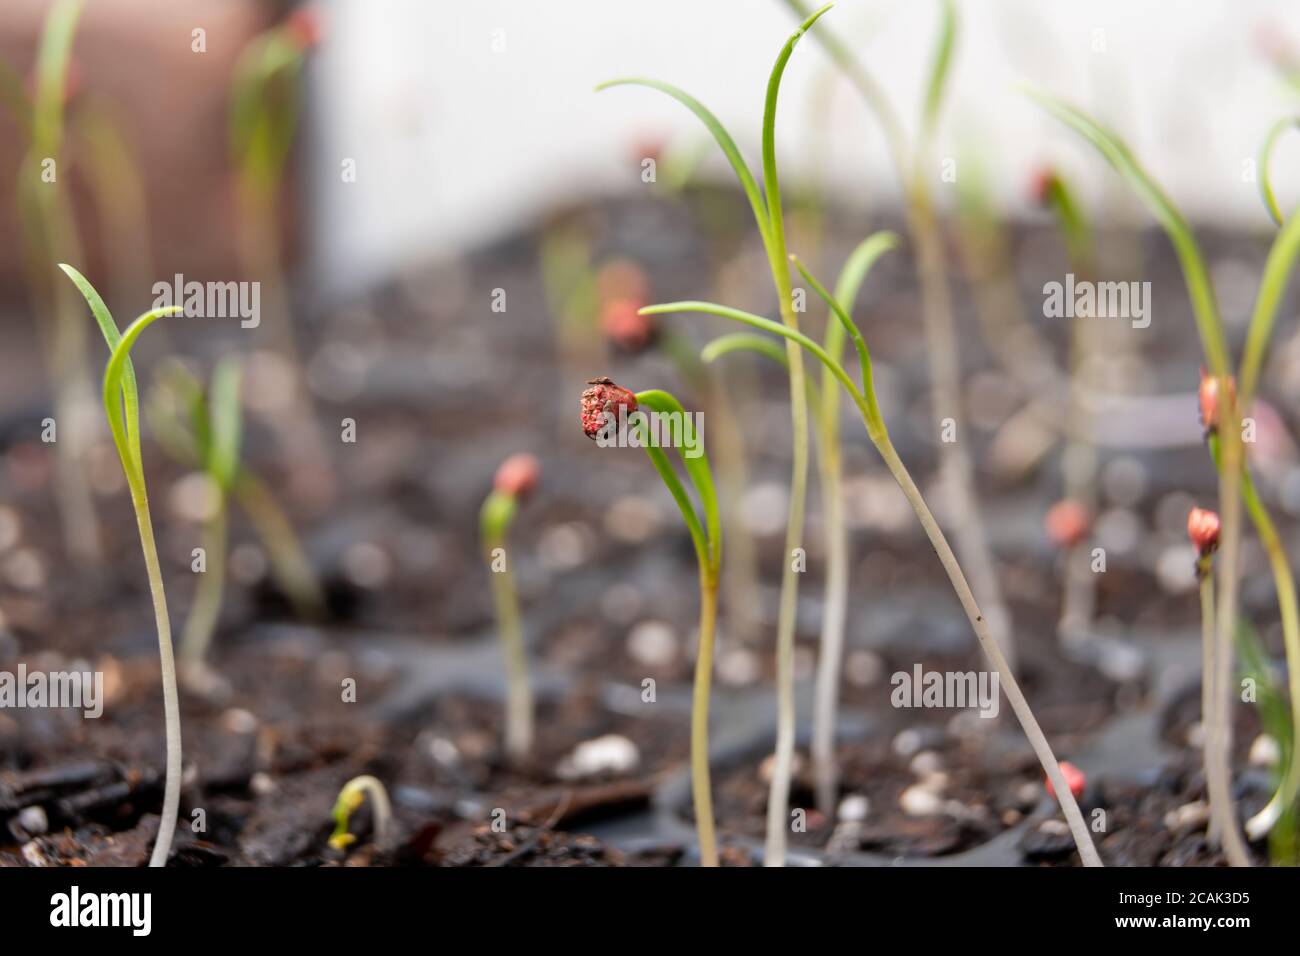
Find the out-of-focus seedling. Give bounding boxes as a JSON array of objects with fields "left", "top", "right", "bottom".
[
  {"left": 639, "top": 267, "right": 1105, "bottom": 866},
  {"left": 580, "top": 378, "right": 722, "bottom": 866},
  {"left": 147, "top": 361, "right": 326, "bottom": 630},
  {"left": 599, "top": 3, "right": 828, "bottom": 868},
  {"left": 701, "top": 232, "right": 898, "bottom": 816},
  {"left": 60, "top": 264, "right": 183, "bottom": 867},
  {"left": 1030, "top": 89, "right": 1300, "bottom": 865},
  {"left": 328, "top": 774, "right": 392, "bottom": 851},
  {"left": 480, "top": 453, "right": 541, "bottom": 761}
]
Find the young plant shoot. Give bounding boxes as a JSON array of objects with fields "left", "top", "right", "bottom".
[
  {"left": 61, "top": 264, "right": 183, "bottom": 867},
  {"left": 599, "top": 2, "right": 827, "bottom": 868},
  {"left": 481, "top": 453, "right": 541, "bottom": 761},
  {"left": 783, "top": 0, "right": 1018, "bottom": 677},
  {"left": 580, "top": 378, "right": 722, "bottom": 867},
  {"left": 1030, "top": 89, "right": 1300, "bottom": 864},
  {"left": 177, "top": 359, "right": 242, "bottom": 671},
  {"left": 146, "top": 360, "right": 326, "bottom": 627},
  {"left": 701, "top": 232, "right": 899, "bottom": 817},
  {"left": 328, "top": 774, "right": 393, "bottom": 852}
]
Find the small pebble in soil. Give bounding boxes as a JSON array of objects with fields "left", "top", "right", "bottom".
[
  {"left": 600, "top": 582, "right": 643, "bottom": 624},
  {"left": 229, "top": 543, "right": 270, "bottom": 584},
  {"left": 837, "top": 794, "right": 870, "bottom": 822},
  {"left": 1020, "top": 818, "right": 1077, "bottom": 862},
  {"left": 742, "top": 483, "right": 790, "bottom": 536},
  {"left": 220, "top": 708, "right": 259, "bottom": 735},
  {"left": 1156, "top": 543, "right": 1199, "bottom": 594},
  {"left": 422, "top": 734, "right": 460, "bottom": 767},
  {"left": 1094, "top": 508, "right": 1141, "bottom": 556},
  {"left": 844, "top": 649, "right": 883, "bottom": 686},
  {"left": 342, "top": 542, "right": 393, "bottom": 589},
  {"left": 626, "top": 620, "right": 678, "bottom": 668},
  {"left": 1249, "top": 734, "right": 1280, "bottom": 768},
  {"left": 604, "top": 496, "right": 661, "bottom": 543},
  {"left": 899, "top": 785, "right": 943, "bottom": 817},
  {"left": 3, "top": 549, "right": 45, "bottom": 590},
  {"left": 910, "top": 750, "right": 944, "bottom": 777},
  {"left": 169, "top": 472, "right": 221, "bottom": 523},
  {"left": 1163, "top": 800, "right": 1210, "bottom": 831},
  {"left": 14, "top": 805, "right": 48, "bottom": 838},
  {"left": 716, "top": 647, "right": 761, "bottom": 687},
  {"left": 0, "top": 506, "right": 20, "bottom": 551},
  {"left": 557, "top": 734, "right": 640, "bottom": 780},
  {"left": 538, "top": 522, "right": 593, "bottom": 570},
  {"left": 1015, "top": 780, "right": 1042, "bottom": 809},
  {"left": 250, "top": 772, "right": 277, "bottom": 796}
]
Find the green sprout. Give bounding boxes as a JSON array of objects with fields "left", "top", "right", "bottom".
[
  {"left": 1029, "top": 89, "right": 1300, "bottom": 866},
  {"left": 580, "top": 379, "right": 721, "bottom": 866},
  {"left": 701, "top": 232, "right": 898, "bottom": 817},
  {"left": 480, "top": 454, "right": 541, "bottom": 761},
  {"left": 328, "top": 774, "right": 392, "bottom": 851},
  {"left": 782, "top": 0, "right": 1019, "bottom": 677},
  {"left": 146, "top": 359, "right": 326, "bottom": 656},
  {"left": 599, "top": 1, "right": 827, "bottom": 869},
  {"left": 60, "top": 264, "right": 183, "bottom": 867},
  {"left": 3, "top": 0, "right": 101, "bottom": 564}
]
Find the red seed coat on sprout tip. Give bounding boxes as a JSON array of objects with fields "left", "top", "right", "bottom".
[
  {"left": 581, "top": 377, "right": 637, "bottom": 439},
  {"left": 1045, "top": 761, "right": 1086, "bottom": 800},
  {"left": 1045, "top": 500, "right": 1089, "bottom": 548},
  {"left": 1030, "top": 166, "right": 1058, "bottom": 206},
  {"left": 601, "top": 297, "right": 655, "bottom": 352},
  {"left": 494, "top": 453, "right": 539, "bottom": 500},
  {"left": 285, "top": 7, "right": 325, "bottom": 49},
  {"left": 1198, "top": 367, "right": 1236, "bottom": 432},
  {"left": 1187, "top": 507, "right": 1221, "bottom": 555}
]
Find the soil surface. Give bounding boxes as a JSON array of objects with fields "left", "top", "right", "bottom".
[{"left": 2, "top": 185, "right": 1297, "bottom": 865}]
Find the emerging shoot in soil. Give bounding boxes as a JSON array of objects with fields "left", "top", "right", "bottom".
[
  {"left": 599, "top": 1, "right": 829, "bottom": 867},
  {"left": 481, "top": 453, "right": 541, "bottom": 761},
  {"left": 60, "top": 264, "right": 183, "bottom": 867},
  {"left": 1032, "top": 89, "right": 1300, "bottom": 864},
  {"left": 580, "top": 378, "right": 722, "bottom": 866},
  {"left": 328, "top": 774, "right": 393, "bottom": 851}
]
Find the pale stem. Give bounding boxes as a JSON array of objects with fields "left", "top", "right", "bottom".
[
  {"left": 488, "top": 547, "right": 533, "bottom": 760},
  {"left": 812, "top": 434, "right": 849, "bottom": 817},
  {"left": 1209, "top": 428, "right": 1252, "bottom": 866},
  {"left": 1199, "top": 565, "right": 1221, "bottom": 846},
  {"left": 908, "top": 191, "right": 1016, "bottom": 674},
  {"left": 877, "top": 435, "right": 1102, "bottom": 866},
  {"left": 135, "top": 495, "right": 182, "bottom": 868},
  {"left": 693, "top": 573, "right": 720, "bottom": 867},
  {"left": 179, "top": 496, "right": 228, "bottom": 666}
]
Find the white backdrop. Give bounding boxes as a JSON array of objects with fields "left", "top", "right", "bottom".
[{"left": 306, "top": 0, "right": 1300, "bottom": 296}]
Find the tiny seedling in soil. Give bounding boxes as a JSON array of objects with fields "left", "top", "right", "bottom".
[
  {"left": 60, "top": 264, "right": 183, "bottom": 867},
  {"left": 581, "top": 378, "right": 722, "bottom": 866},
  {"left": 329, "top": 774, "right": 393, "bottom": 852},
  {"left": 599, "top": 3, "right": 825, "bottom": 868},
  {"left": 480, "top": 453, "right": 541, "bottom": 761},
  {"left": 146, "top": 359, "right": 327, "bottom": 646},
  {"left": 1032, "top": 89, "right": 1300, "bottom": 864}
]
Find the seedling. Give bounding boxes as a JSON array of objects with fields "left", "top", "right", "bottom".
[
  {"left": 701, "top": 231, "right": 898, "bottom": 816},
  {"left": 599, "top": 4, "right": 825, "bottom": 867},
  {"left": 146, "top": 360, "right": 326, "bottom": 643},
  {"left": 1030, "top": 89, "right": 1300, "bottom": 863},
  {"left": 480, "top": 453, "right": 541, "bottom": 760},
  {"left": 783, "top": 0, "right": 1018, "bottom": 676},
  {"left": 2, "top": 0, "right": 101, "bottom": 564},
  {"left": 328, "top": 774, "right": 392, "bottom": 851},
  {"left": 580, "top": 378, "right": 722, "bottom": 866},
  {"left": 60, "top": 264, "right": 183, "bottom": 867}
]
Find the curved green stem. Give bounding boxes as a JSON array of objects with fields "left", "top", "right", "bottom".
[{"left": 648, "top": 295, "right": 1104, "bottom": 866}]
